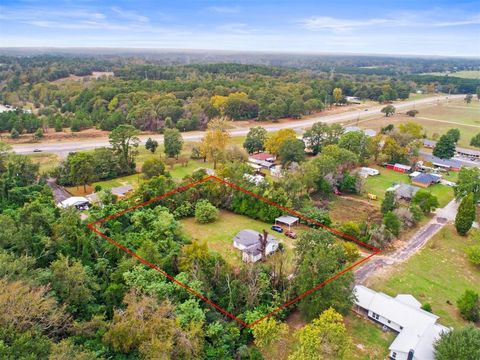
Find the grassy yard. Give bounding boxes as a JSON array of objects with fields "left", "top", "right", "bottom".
[
  {"left": 180, "top": 210, "right": 297, "bottom": 270},
  {"left": 421, "top": 70, "right": 480, "bottom": 79},
  {"left": 367, "top": 225, "right": 480, "bottom": 328},
  {"left": 328, "top": 196, "right": 382, "bottom": 225},
  {"left": 28, "top": 152, "right": 59, "bottom": 174},
  {"left": 363, "top": 166, "right": 454, "bottom": 207}
]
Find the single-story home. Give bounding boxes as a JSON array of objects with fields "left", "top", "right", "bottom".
[
  {"left": 233, "top": 229, "right": 279, "bottom": 263},
  {"left": 423, "top": 139, "right": 437, "bottom": 149},
  {"left": 411, "top": 173, "right": 441, "bottom": 188},
  {"left": 421, "top": 155, "right": 462, "bottom": 171},
  {"left": 456, "top": 146, "right": 480, "bottom": 159},
  {"left": 249, "top": 152, "right": 276, "bottom": 162},
  {"left": 111, "top": 184, "right": 134, "bottom": 197},
  {"left": 387, "top": 183, "right": 420, "bottom": 200},
  {"left": 354, "top": 285, "right": 449, "bottom": 360},
  {"left": 58, "top": 196, "right": 90, "bottom": 210},
  {"left": 275, "top": 215, "right": 299, "bottom": 230},
  {"left": 343, "top": 126, "right": 377, "bottom": 138}
]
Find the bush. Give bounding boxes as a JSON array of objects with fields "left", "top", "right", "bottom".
[
  {"left": 342, "top": 242, "right": 360, "bottom": 262},
  {"left": 412, "top": 190, "right": 439, "bottom": 214},
  {"left": 173, "top": 202, "right": 194, "bottom": 219},
  {"left": 10, "top": 128, "right": 20, "bottom": 139},
  {"left": 195, "top": 200, "right": 219, "bottom": 224},
  {"left": 434, "top": 326, "right": 480, "bottom": 360},
  {"left": 406, "top": 109, "right": 419, "bottom": 117},
  {"left": 421, "top": 303, "right": 432, "bottom": 312},
  {"left": 455, "top": 193, "right": 476, "bottom": 235},
  {"left": 457, "top": 289, "right": 480, "bottom": 322},
  {"left": 381, "top": 190, "right": 396, "bottom": 214},
  {"left": 466, "top": 245, "right": 480, "bottom": 266}
]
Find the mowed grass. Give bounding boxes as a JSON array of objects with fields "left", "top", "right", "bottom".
[
  {"left": 28, "top": 152, "right": 59, "bottom": 174},
  {"left": 345, "top": 314, "right": 396, "bottom": 360},
  {"left": 367, "top": 225, "right": 480, "bottom": 328},
  {"left": 363, "top": 166, "right": 454, "bottom": 207},
  {"left": 180, "top": 210, "right": 297, "bottom": 270}
]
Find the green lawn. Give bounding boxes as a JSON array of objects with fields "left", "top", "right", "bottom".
[
  {"left": 345, "top": 314, "right": 396, "bottom": 360},
  {"left": 180, "top": 210, "right": 296, "bottom": 270},
  {"left": 421, "top": 70, "right": 480, "bottom": 79},
  {"left": 363, "top": 166, "right": 454, "bottom": 207},
  {"left": 367, "top": 225, "right": 480, "bottom": 328}
]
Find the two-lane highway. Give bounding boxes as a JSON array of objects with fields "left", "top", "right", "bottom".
[{"left": 11, "top": 94, "right": 463, "bottom": 156}]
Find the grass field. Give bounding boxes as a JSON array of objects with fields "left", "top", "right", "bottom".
[
  {"left": 28, "top": 152, "right": 59, "bottom": 173},
  {"left": 367, "top": 225, "right": 480, "bottom": 328},
  {"left": 363, "top": 166, "right": 454, "bottom": 207},
  {"left": 181, "top": 210, "right": 297, "bottom": 270},
  {"left": 329, "top": 197, "right": 382, "bottom": 225},
  {"left": 421, "top": 70, "right": 480, "bottom": 79}
]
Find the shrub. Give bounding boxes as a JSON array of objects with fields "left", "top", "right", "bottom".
[
  {"left": 10, "top": 128, "right": 20, "bottom": 139},
  {"left": 406, "top": 109, "right": 419, "bottom": 117},
  {"left": 383, "top": 211, "right": 401, "bottom": 237},
  {"left": 421, "top": 303, "right": 432, "bottom": 312},
  {"left": 141, "top": 158, "right": 166, "bottom": 179},
  {"left": 455, "top": 193, "right": 476, "bottom": 235},
  {"left": 466, "top": 245, "right": 480, "bottom": 266},
  {"left": 457, "top": 289, "right": 480, "bottom": 322},
  {"left": 342, "top": 242, "right": 360, "bottom": 262},
  {"left": 195, "top": 200, "right": 219, "bottom": 224}
]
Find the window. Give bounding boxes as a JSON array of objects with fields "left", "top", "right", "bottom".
[
  {"left": 392, "top": 352, "right": 397, "bottom": 359},
  {"left": 400, "top": 326, "right": 404, "bottom": 330},
  {"left": 388, "top": 320, "right": 391, "bottom": 323}
]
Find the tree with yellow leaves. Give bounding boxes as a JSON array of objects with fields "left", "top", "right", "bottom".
[
  {"left": 264, "top": 128, "right": 297, "bottom": 156},
  {"left": 333, "top": 87, "right": 343, "bottom": 105},
  {"left": 200, "top": 118, "right": 231, "bottom": 169}
]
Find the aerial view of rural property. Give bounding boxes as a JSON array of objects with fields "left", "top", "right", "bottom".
[{"left": 0, "top": 0, "right": 479, "bottom": 359}]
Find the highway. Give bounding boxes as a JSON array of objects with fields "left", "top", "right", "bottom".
[{"left": 11, "top": 94, "right": 463, "bottom": 156}]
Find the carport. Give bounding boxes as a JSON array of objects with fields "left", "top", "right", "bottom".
[{"left": 275, "top": 215, "right": 299, "bottom": 230}]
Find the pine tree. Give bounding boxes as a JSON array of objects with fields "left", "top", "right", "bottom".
[
  {"left": 455, "top": 193, "right": 476, "bottom": 235},
  {"left": 381, "top": 190, "right": 396, "bottom": 214}
]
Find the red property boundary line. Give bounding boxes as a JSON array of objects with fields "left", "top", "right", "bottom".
[{"left": 87, "top": 175, "right": 380, "bottom": 328}]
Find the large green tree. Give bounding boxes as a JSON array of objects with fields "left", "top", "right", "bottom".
[
  {"left": 163, "top": 128, "right": 183, "bottom": 158},
  {"left": 434, "top": 326, "right": 480, "bottom": 360},
  {"left": 243, "top": 126, "right": 267, "bottom": 154},
  {"left": 455, "top": 193, "right": 476, "bottom": 235},
  {"left": 433, "top": 134, "right": 456, "bottom": 159},
  {"left": 278, "top": 138, "right": 305, "bottom": 166},
  {"left": 108, "top": 124, "right": 140, "bottom": 172},
  {"left": 302, "top": 122, "right": 343, "bottom": 155}
]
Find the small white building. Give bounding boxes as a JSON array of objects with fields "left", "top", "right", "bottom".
[
  {"left": 354, "top": 285, "right": 449, "bottom": 360},
  {"left": 244, "top": 173, "right": 265, "bottom": 186},
  {"left": 233, "top": 229, "right": 279, "bottom": 263},
  {"left": 359, "top": 167, "right": 380, "bottom": 177}
]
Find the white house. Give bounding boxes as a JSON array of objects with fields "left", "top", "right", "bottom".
[
  {"left": 233, "top": 229, "right": 279, "bottom": 263},
  {"left": 354, "top": 285, "right": 450, "bottom": 360},
  {"left": 57, "top": 196, "right": 90, "bottom": 210},
  {"left": 359, "top": 167, "right": 380, "bottom": 177}
]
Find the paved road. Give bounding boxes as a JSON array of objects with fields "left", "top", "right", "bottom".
[
  {"left": 12, "top": 94, "right": 463, "bottom": 156},
  {"left": 355, "top": 199, "right": 458, "bottom": 284}
]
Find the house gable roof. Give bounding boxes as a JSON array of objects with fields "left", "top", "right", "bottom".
[{"left": 233, "top": 229, "right": 276, "bottom": 247}]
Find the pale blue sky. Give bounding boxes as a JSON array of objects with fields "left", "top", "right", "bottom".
[{"left": 0, "top": 1, "right": 479, "bottom": 56}]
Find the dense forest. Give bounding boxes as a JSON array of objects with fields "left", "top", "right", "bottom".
[{"left": 1, "top": 53, "right": 478, "bottom": 137}]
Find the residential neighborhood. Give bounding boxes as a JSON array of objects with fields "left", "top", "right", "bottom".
[{"left": 1, "top": 2, "right": 479, "bottom": 358}]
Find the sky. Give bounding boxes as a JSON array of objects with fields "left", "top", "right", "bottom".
[{"left": 0, "top": 0, "right": 479, "bottom": 57}]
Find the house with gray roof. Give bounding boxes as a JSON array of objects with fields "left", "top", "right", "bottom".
[
  {"left": 233, "top": 229, "right": 279, "bottom": 263},
  {"left": 354, "top": 285, "right": 449, "bottom": 360},
  {"left": 387, "top": 183, "right": 421, "bottom": 201}
]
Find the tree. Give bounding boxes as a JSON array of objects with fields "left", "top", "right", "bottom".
[
  {"left": 145, "top": 137, "right": 158, "bottom": 153},
  {"left": 163, "top": 128, "right": 183, "bottom": 158},
  {"left": 243, "top": 126, "right": 267, "bottom": 154},
  {"left": 434, "top": 326, "right": 480, "bottom": 360},
  {"left": 338, "top": 131, "right": 371, "bottom": 162},
  {"left": 68, "top": 152, "right": 96, "bottom": 192},
  {"left": 109, "top": 124, "right": 140, "bottom": 172},
  {"left": 302, "top": 122, "right": 343, "bottom": 155},
  {"left": 383, "top": 211, "right": 401, "bottom": 237},
  {"left": 265, "top": 128, "right": 297, "bottom": 156},
  {"left": 200, "top": 128, "right": 230, "bottom": 169},
  {"left": 294, "top": 230, "right": 354, "bottom": 320},
  {"left": 455, "top": 167, "right": 480, "bottom": 201},
  {"left": 455, "top": 193, "right": 476, "bottom": 235},
  {"left": 381, "top": 190, "right": 397, "bottom": 214},
  {"left": 399, "top": 121, "right": 423, "bottom": 138},
  {"left": 288, "top": 308, "right": 351, "bottom": 360},
  {"left": 470, "top": 133, "right": 480, "bottom": 148},
  {"left": 251, "top": 317, "right": 287, "bottom": 350},
  {"left": 446, "top": 128, "right": 461, "bottom": 143},
  {"left": 10, "top": 128, "right": 19, "bottom": 139},
  {"left": 141, "top": 158, "right": 165, "bottom": 179},
  {"left": 457, "top": 289, "right": 479, "bottom": 322},
  {"left": 333, "top": 88, "right": 343, "bottom": 104},
  {"left": 433, "top": 134, "right": 456, "bottom": 159},
  {"left": 34, "top": 128, "right": 43, "bottom": 140},
  {"left": 412, "top": 190, "right": 439, "bottom": 214},
  {"left": 195, "top": 199, "right": 219, "bottom": 224},
  {"left": 465, "top": 94, "right": 473, "bottom": 104},
  {"left": 406, "top": 109, "right": 419, "bottom": 117},
  {"left": 278, "top": 138, "right": 305, "bottom": 166},
  {"left": 381, "top": 105, "right": 396, "bottom": 117}
]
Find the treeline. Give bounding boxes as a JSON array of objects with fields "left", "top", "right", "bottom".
[{"left": 407, "top": 74, "right": 480, "bottom": 94}]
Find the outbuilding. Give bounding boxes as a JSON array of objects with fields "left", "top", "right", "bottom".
[
  {"left": 275, "top": 215, "right": 299, "bottom": 230},
  {"left": 58, "top": 196, "right": 90, "bottom": 210}
]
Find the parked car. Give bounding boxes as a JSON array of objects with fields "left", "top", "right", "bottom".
[
  {"left": 33, "top": 149, "right": 42, "bottom": 152},
  {"left": 271, "top": 225, "right": 283, "bottom": 233},
  {"left": 285, "top": 230, "right": 297, "bottom": 239}
]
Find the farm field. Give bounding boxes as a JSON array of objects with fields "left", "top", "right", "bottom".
[
  {"left": 180, "top": 210, "right": 297, "bottom": 270},
  {"left": 363, "top": 166, "right": 454, "bottom": 207},
  {"left": 366, "top": 225, "right": 480, "bottom": 328},
  {"left": 421, "top": 70, "right": 480, "bottom": 79}
]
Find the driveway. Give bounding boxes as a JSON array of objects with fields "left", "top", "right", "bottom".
[
  {"left": 355, "top": 199, "right": 458, "bottom": 283},
  {"left": 46, "top": 178, "right": 71, "bottom": 203}
]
